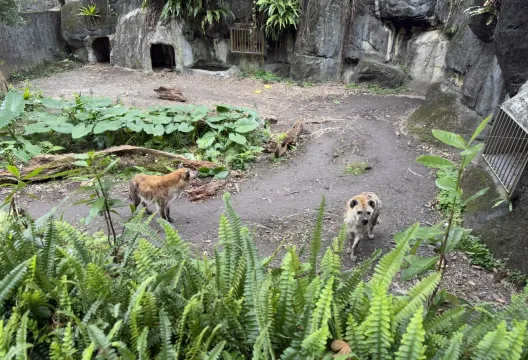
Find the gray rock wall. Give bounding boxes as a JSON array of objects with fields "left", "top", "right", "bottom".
[{"left": 0, "top": 10, "right": 65, "bottom": 77}]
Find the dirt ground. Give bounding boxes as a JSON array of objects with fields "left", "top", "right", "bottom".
[{"left": 4, "top": 64, "right": 516, "bottom": 305}]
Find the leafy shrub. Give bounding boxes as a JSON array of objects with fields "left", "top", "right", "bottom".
[
  {"left": 1, "top": 193, "right": 528, "bottom": 359},
  {"left": 257, "top": 0, "right": 300, "bottom": 40},
  {"left": 0, "top": 91, "right": 268, "bottom": 169}
]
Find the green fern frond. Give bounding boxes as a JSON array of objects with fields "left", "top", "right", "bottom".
[
  {"left": 503, "top": 320, "right": 526, "bottom": 360},
  {"left": 81, "top": 343, "right": 95, "bottom": 360},
  {"left": 336, "top": 249, "right": 380, "bottom": 305},
  {"left": 393, "top": 272, "right": 441, "bottom": 324},
  {"left": 424, "top": 307, "right": 467, "bottom": 334},
  {"left": 273, "top": 248, "right": 296, "bottom": 343},
  {"left": 39, "top": 219, "right": 57, "bottom": 278},
  {"left": 158, "top": 309, "right": 177, "bottom": 360},
  {"left": 137, "top": 327, "right": 150, "bottom": 360},
  {"left": 203, "top": 340, "right": 226, "bottom": 360},
  {"left": 310, "top": 276, "right": 334, "bottom": 332},
  {"left": 0, "top": 260, "right": 28, "bottom": 310},
  {"left": 113, "top": 341, "right": 136, "bottom": 360},
  {"left": 175, "top": 296, "right": 200, "bottom": 358},
  {"left": 345, "top": 281, "right": 368, "bottom": 324},
  {"left": 309, "top": 196, "right": 325, "bottom": 279},
  {"left": 57, "top": 222, "right": 91, "bottom": 264},
  {"left": 473, "top": 321, "right": 509, "bottom": 360},
  {"left": 437, "top": 331, "right": 463, "bottom": 360},
  {"left": 320, "top": 248, "right": 340, "bottom": 283},
  {"left": 395, "top": 305, "right": 426, "bottom": 360},
  {"left": 124, "top": 276, "right": 155, "bottom": 324},
  {"left": 370, "top": 223, "right": 418, "bottom": 290},
  {"left": 15, "top": 311, "right": 31, "bottom": 360},
  {"left": 186, "top": 326, "right": 210, "bottom": 360},
  {"left": 363, "top": 283, "right": 393, "bottom": 360},
  {"left": 345, "top": 314, "right": 368, "bottom": 358},
  {"left": 159, "top": 218, "right": 189, "bottom": 258}
]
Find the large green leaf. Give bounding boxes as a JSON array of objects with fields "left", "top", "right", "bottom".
[
  {"left": 435, "top": 176, "right": 457, "bottom": 191},
  {"left": 469, "top": 115, "right": 492, "bottom": 145},
  {"left": 402, "top": 255, "right": 439, "bottom": 281},
  {"left": 234, "top": 118, "right": 260, "bottom": 133},
  {"left": 41, "top": 97, "right": 70, "bottom": 109},
  {"left": 416, "top": 155, "right": 455, "bottom": 169},
  {"left": 206, "top": 115, "right": 226, "bottom": 123},
  {"left": 0, "top": 91, "right": 25, "bottom": 127},
  {"left": 152, "top": 124, "right": 165, "bottom": 136},
  {"left": 72, "top": 123, "right": 94, "bottom": 139},
  {"left": 177, "top": 123, "right": 195, "bottom": 133},
  {"left": 24, "top": 122, "right": 50, "bottom": 134},
  {"left": 127, "top": 119, "right": 145, "bottom": 132},
  {"left": 51, "top": 122, "right": 74, "bottom": 134},
  {"left": 85, "top": 197, "right": 105, "bottom": 224},
  {"left": 197, "top": 131, "right": 217, "bottom": 149},
  {"left": 445, "top": 228, "right": 469, "bottom": 253},
  {"left": 229, "top": 132, "right": 247, "bottom": 145},
  {"left": 432, "top": 129, "right": 467, "bottom": 149},
  {"left": 93, "top": 120, "right": 123, "bottom": 134}
]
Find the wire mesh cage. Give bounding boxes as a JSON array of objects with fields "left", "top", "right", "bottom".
[
  {"left": 230, "top": 23, "right": 265, "bottom": 55},
  {"left": 483, "top": 107, "right": 528, "bottom": 196}
]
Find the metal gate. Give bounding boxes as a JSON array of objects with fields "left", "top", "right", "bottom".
[
  {"left": 483, "top": 107, "right": 528, "bottom": 195},
  {"left": 230, "top": 24, "right": 265, "bottom": 55}
]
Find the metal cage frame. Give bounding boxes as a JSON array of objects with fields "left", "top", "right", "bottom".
[
  {"left": 482, "top": 107, "right": 528, "bottom": 196},
  {"left": 229, "top": 24, "right": 265, "bottom": 55}
]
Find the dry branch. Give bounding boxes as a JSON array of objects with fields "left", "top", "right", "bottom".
[
  {"left": 0, "top": 145, "right": 218, "bottom": 184},
  {"left": 185, "top": 180, "right": 225, "bottom": 202},
  {"left": 154, "top": 86, "right": 186, "bottom": 102},
  {"left": 275, "top": 119, "right": 303, "bottom": 157}
]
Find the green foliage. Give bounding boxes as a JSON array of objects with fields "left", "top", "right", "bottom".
[
  {"left": 344, "top": 162, "right": 370, "bottom": 176},
  {"left": 0, "top": 0, "right": 24, "bottom": 26},
  {"left": 78, "top": 4, "right": 101, "bottom": 22},
  {"left": 256, "top": 0, "right": 300, "bottom": 40},
  {"left": 345, "top": 83, "right": 410, "bottom": 94},
  {"left": 143, "top": 0, "right": 233, "bottom": 32},
  {"left": 2, "top": 191, "right": 528, "bottom": 358},
  {"left": 464, "top": 0, "right": 498, "bottom": 25},
  {"left": 0, "top": 90, "right": 268, "bottom": 169}
]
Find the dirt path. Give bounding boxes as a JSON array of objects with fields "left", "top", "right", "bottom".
[{"left": 6, "top": 64, "right": 515, "bottom": 304}]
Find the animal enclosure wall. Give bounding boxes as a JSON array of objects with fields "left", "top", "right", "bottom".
[
  {"left": 150, "top": 44, "right": 176, "bottom": 70},
  {"left": 92, "top": 37, "right": 111, "bottom": 62}
]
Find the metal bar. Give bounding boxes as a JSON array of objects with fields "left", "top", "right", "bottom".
[
  {"left": 496, "top": 120, "right": 520, "bottom": 186},
  {"left": 494, "top": 113, "right": 516, "bottom": 180},
  {"left": 501, "top": 122, "right": 524, "bottom": 191},
  {"left": 484, "top": 109, "right": 504, "bottom": 158},
  {"left": 509, "top": 136, "right": 528, "bottom": 196},
  {"left": 488, "top": 110, "right": 509, "bottom": 169}
]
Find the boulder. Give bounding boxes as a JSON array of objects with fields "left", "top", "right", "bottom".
[
  {"left": 350, "top": 58, "right": 406, "bottom": 88},
  {"left": 289, "top": 54, "right": 340, "bottom": 82},
  {"left": 61, "top": 0, "right": 118, "bottom": 48},
  {"left": 398, "top": 30, "right": 448, "bottom": 93},
  {"left": 467, "top": 11, "right": 496, "bottom": 43},
  {"left": 345, "top": 0, "right": 392, "bottom": 63},
  {"left": 379, "top": 0, "right": 437, "bottom": 26},
  {"left": 494, "top": 0, "right": 528, "bottom": 96},
  {"left": 264, "top": 63, "right": 291, "bottom": 78}
]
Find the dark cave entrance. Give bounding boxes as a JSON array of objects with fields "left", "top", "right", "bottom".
[
  {"left": 150, "top": 43, "right": 176, "bottom": 70},
  {"left": 92, "top": 37, "right": 111, "bottom": 63}
]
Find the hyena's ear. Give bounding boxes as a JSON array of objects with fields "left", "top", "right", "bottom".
[
  {"left": 350, "top": 199, "right": 358, "bottom": 208},
  {"left": 368, "top": 200, "right": 376, "bottom": 208}
]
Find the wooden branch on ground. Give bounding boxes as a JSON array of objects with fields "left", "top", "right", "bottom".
[
  {"left": 154, "top": 86, "right": 186, "bottom": 102},
  {"left": 275, "top": 119, "right": 303, "bottom": 157},
  {"left": 185, "top": 180, "right": 225, "bottom": 202},
  {"left": 0, "top": 145, "right": 218, "bottom": 184}
]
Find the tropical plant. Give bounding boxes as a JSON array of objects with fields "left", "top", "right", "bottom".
[
  {"left": 256, "top": 0, "right": 300, "bottom": 40},
  {"left": 410, "top": 116, "right": 492, "bottom": 287},
  {"left": 78, "top": 4, "right": 101, "bottom": 23},
  {"left": 0, "top": 90, "right": 268, "bottom": 169},
  {"left": 142, "top": 0, "right": 233, "bottom": 32},
  {"left": 0, "top": 0, "right": 24, "bottom": 26},
  {"left": 1, "top": 191, "right": 528, "bottom": 358}
]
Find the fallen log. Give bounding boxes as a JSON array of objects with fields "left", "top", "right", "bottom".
[
  {"left": 275, "top": 119, "right": 303, "bottom": 157},
  {"left": 185, "top": 180, "right": 225, "bottom": 202},
  {"left": 154, "top": 86, "right": 186, "bottom": 102},
  {"left": 0, "top": 145, "right": 218, "bottom": 184}
]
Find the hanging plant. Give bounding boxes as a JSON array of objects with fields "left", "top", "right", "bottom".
[{"left": 256, "top": 0, "right": 300, "bottom": 40}]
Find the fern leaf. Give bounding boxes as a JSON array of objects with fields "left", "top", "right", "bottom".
[
  {"left": 81, "top": 343, "right": 95, "bottom": 360},
  {"left": 16, "top": 311, "right": 31, "bottom": 360},
  {"left": 159, "top": 218, "right": 189, "bottom": 258},
  {"left": 345, "top": 314, "right": 368, "bottom": 358},
  {"left": 57, "top": 222, "right": 91, "bottom": 264},
  {"left": 503, "top": 320, "right": 526, "bottom": 360},
  {"left": 204, "top": 340, "right": 226, "bottom": 360},
  {"left": 158, "top": 309, "right": 176, "bottom": 360},
  {"left": 394, "top": 272, "right": 441, "bottom": 324},
  {"left": 124, "top": 276, "right": 154, "bottom": 324},
  {"left": 424, "top": 307, "right": 466, "bottom": 334},
  {"left": 473, "top": 321, "right": 509, "bottom": 360},
  {"left": 175, "top": 296, "right": 200, "bottom": 358},
  {"left": 0, "top": 260, "right": 28, "bottom": 310},
  {"left": 336, "top": 249, "right": 380, "bottom": 305},
  {"left": 137, "top": 327, "right": 150, "bottom": 360},
  {"left": 437, "top": 331, "right": 463, "bottom": 360},
  {"left": 186, "top": 326, "right": 209, "bottom": 360},
  {"left": 87, "top": 324, "right": 111, "bottom": 350},
  {"left": 395, "top": 305, "right": 426, "bottom": 360},
  {"left": 310, "top": 276, "right": 334, "bottom": 332},
  {"left": 39, "top": 219, "right": 57, "bottom": 278},
  {"left": 371, "top": 224, "right": 418, "bottom": 290},
  {"left": 309, "top": 196, "right": 325, "bottom": 279},
  {"left": 363, "top": 284, "right": 393, "bottom": 360},
  {"left": 113, "top": 341, "right": 136, "bottom": 360},
  {"left": 273, "top": 248, "right": 296, "bottom": 343}
]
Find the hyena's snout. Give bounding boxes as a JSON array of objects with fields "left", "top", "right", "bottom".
[{"left": 361, "top": 218, "right": 369, "bottom": 225}]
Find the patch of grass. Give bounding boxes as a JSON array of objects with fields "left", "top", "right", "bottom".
[
  {"left": 345, "top": 82, "right": 409, "bottom": 95},
  {"left": 253, "top": 70, "right": 282, "bottom": 83},
  {"left": 9, "top": 59, "right": 82, "bottom": 82},
  {"left": 345, "top": 162, "right": 370, "bottom": 175}
]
